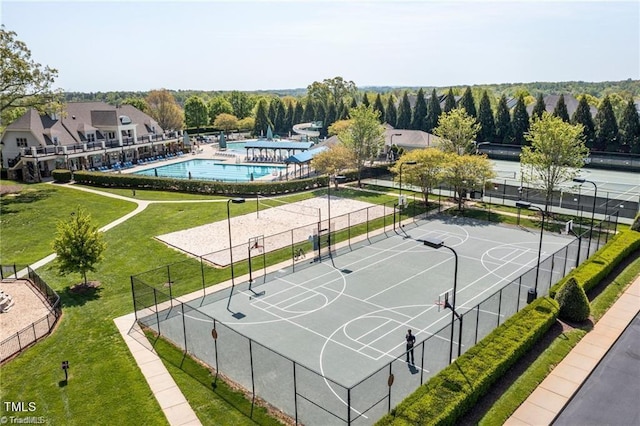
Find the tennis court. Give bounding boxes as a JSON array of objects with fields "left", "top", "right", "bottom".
[{"left": 139, "top": 216, "right": 574, "bottom": 424}]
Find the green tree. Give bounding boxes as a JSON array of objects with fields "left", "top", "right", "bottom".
[
  {"left": 307, "top": 76, "right": 356, "bottom": 109},
  {"left": 411, "top": 88, "right": 427, "bottom": 131},
  {"left": 434, "top": 108, "right": 481, "bottom": 155},
  {"left": 337, "top": 105, "right": 385, "bottom": 186},
  {"left": 511, "top": 95, "right": 530, "bottom": 145},
  {"left": 213, "top": 113, "right": 239, "bottom": 135},
  {"left": 325, "top": 102, "right": 337, "bottom": 133},
  {"left": 336, "top": 99, "right": 348, "bottom": 120},
  {"left": 275, "top": 100, "right": 286, "bottom": 134},
  {"left": 458, "top": 87, "right": 477, "bottom": 118},
  {"left": 237, "top": 116, "right": 254, "bottom": 132},
  {"left": 284, "top": 102, "right": 295, "bottom": 134},
  {"left": 594, "top": 95, "right": 619, "bottom": 151},
  {"left": 267, "top": 98, "right": 278, "bottom": 130},
  {"left": 310, "top": 143, "right": 355, "bottom": 178},
  {"left": 52, "top": 208, "right": 106, "bottom": 287},
  {"left": 619, "top": 98, "right": 640, "bottom": 153},
  {"left": 227, "top": 90, "right": 254, "bottom": 119},
  {"left": 207, "top": 96, "right": 233, "bottom": 125},
  {"left": 555, "top": 277, "right": 590, "bottom": 322},
  {"left": 293, "top": 101, "right": 304, "bottom": 125},
  {"left": 122, "top": 97, "right": 148, "bottom": 113},
  {"left": 572, "top": 95, "right": 596, "bottom": 149},
  {"left": 520, "top": 112, "right": 589, "bottom": 212},
  {"left": 146, "top": 89, "right": 183, "bottom": 130},
  {"left": 184, "top": 95, "right": 208, "bottom": 133},
  {"left": 1, "top": 27, "right": 62, "bottom": 130},
  {"left": 531, "top": 93, "right": 546, "bottom": 120},
  {"left": 444, "top": 154, "right": 496, "bottom": 210},
  {"left": 373, "top": 93, "right": 385, "bottom": 124},
  {"left": 396, "top": 91, "right": 412, "bottom": 129},
  {"left": 385, "top": 96, "right": 397, "bottom": 128},
  {"left": 553, "top": 94, "right": 570, "bottom": 122},
  {"left": 425, "top": 89, "right": 442, "bottom": 133},
  {"left": 302, "top": 100, "right": 315, "bottom": 123},
  {"left": 390, "top": 149, "right": 451, "bottom": 205},
  {"left": 443, "top": 88, "right": 456, "bottom": 113},
  {"left": 477, "top": 91, "right": 495, "bottom": 142},
  {"left": 253, "top": 99, "right": 271, "bottom": 137},
  {"left": 361, "top": 93, "right": 370, "bottom": 108},
  {"left": 494, "top": 95, "right": 512, "bottom": 144}
]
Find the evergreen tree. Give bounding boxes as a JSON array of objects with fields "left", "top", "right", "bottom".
[
  {"left": 293, "top": 101, "right": 304, "bottom": 125},
  {"left": 396, "top": 91, "right": 412, "bottom": 129},
  {"left": 385, "top": 96, "right": 397, "bottom": 128},
  {"left": 362, "top": 93, "right": 370, "bottom": 107},
  {"left": 373, "top": 94, "right": 385, "bottom": 124},
  {"left": 443, "top": 88, "right": 456, "bottom": 113},
  {"left": 284, "top": 102, "right": 294, "bottom": 135},
  {"left": 594, "top": 95, "right": 619, "bottom": 151},
  {"left": 477, "top": 91, "right": 495, "bottom": 142},
  {"left": 532, "top": 93, "right": 546, "bottom": 120},
  {"left": 553, "top": 94, "right": 570, "bottom": 122},
  {"left": 511, "top": 95, "right": 530, "bottom": 145},
  {"left": 337, "top": 99, "right": 348, "bottom": 120},
  {"left": 253, "top": 99, "right": 271, "bottom": 137},
  {"left": 315, "top": 102, "right": 326, "bottom": 136},
  {"left": 325, "top": 102, "right": 337, "bottom": 134},
  {"left": 411, "top": 88, "right": 427, "bottom": 130},
  {"left": 302, "top": 100, "right": 315, "bottom": 123},
  {"left": 572, "top": 96, "right": 595, "bottom": 149},
  {"left": 275, "top": 100, "right": 286, "bottom": 134},
  {"left": 458, "top": 87, "right": 477, "bottom": 118},
  {"left": 350, "top": 97, "right": 358, "bottom": 109},
  {"left": 425, "top": 89, "right": 442, "bottom": 133},
  {"left": 268, "top": 98, "right": 277, "bottom": 129},
  {"left": 494, "top": 95, "right": 512, "bottom": 144},
  {"left": 618, "top": 98, "right": 640, "bottom": 153}
]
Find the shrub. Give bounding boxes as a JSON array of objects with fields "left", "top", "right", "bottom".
[
  {"left": 51, "top": 169, "right": 72, "bottom": 183},
  {"left": 555, "top": 277, "right": 590, "bottom": 322},
  {"left": 632, "top": 213, "right": 640, "bottom": 232}
]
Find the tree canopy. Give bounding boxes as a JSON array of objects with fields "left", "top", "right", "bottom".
[
  {"left": 146, "top": 89, "right": 183, "bottom": 130},
  {"left": 385, "top": 96, "right": 397, "bottom": 127},
  {"left": 207, "top": 96, "right": 233, "bottom": 124},
  {"left": 444, "top": 154, "right": 495, "bottom": 210},
  {"left": 253, "top": 99, "right": 271, "bottom": 136},
  {"left": 572, "top": 96, "right": 595, "bottom": 149},
  {"left": 433, "top": 108, "right": 481, "bottom": 155},
  {"left": 619, "top": 98, "right": 640, "bottom": 153},
  {"left": 1, "top": 26, "right": 61, "bottom": 131},
  {"left": 477, "top": 91, "right": 495, "bottom": 142},
  {"left": 52, "top": 208, "right": 106, "bottom": 286},
  {"left": 553, "top": 94, "right": 570, "bottom": 122},
  {"left": 425, "top": 89, "right": 442, "bottom": 133},
  {"left": 511, "top": 95, "right": 530, "bottom": 145},
  {"left": 184, "top": 95, "right": 208, "bottom": 132},
  {"left": 337, "top": 105, "right": 385, "bottom": 186},
  {"left": 494, "top": 95, "right": 512, "bottom": 144},
  {"left": 411, "top": 88, "right": 427, "bottom": 131},
  {"left": 520, "top": 112, "right": 589, "bottom": 212},
  {"left": 213, "top": 113, "right": 239, "bottom": 134},
  {"left": 594, "top": 95, "right": 619, "bottom": 151},
  {"left": 390, "top": 149, "right": 452, "bottom": 206},
  {"left": 396, "top": 91, "right": 412, "bottom": 129},
  {"left": 458, "top": 87, "right": 477, "bottom": 118}
]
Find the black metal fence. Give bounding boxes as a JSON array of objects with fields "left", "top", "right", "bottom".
[
  {"left": 0, "top": 266, "right": 62, "bottom": 363},
  {"left": 131, "top": 205, "right": 619, "bottom": 424}
]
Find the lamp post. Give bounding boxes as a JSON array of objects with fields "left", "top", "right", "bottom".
[
  {"left": 422, "top": 237, "right": 460, "bottom": 363},
  {"left": 573, "top": 178, "right": 597, "bottom": 258},
  {"left": 516, "top": 201, "right": 545, "bottom": 303},
  {"left": 227, "top": 198, "right": 246, "bottom": 286}
]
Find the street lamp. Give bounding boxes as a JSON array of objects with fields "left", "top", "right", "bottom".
[
  {"left": 573, "top": 178, "right": 598, "bottom": 258},
  {"left": 516, "top": 201, "right": 545, "bottom": 303},
  {"left": 421, "top": 237, "right": 461, "bottom": 363},
  {"left": 227, "top": 198, "right": 246, "bottom": 286}
]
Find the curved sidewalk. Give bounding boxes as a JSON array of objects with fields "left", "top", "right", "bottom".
[{"left": 505, "top": 276, "right": 640, "bottom": 425}]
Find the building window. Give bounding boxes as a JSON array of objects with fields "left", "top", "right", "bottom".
[
  {"left": 17, "top": 137, "right": 28, "bottom": 148},
  {"left": 107, "top": 132, "right": 115, "bottom": 140},
  {"left": 87, "top": 133, "right": 96, "bottom": 142}
]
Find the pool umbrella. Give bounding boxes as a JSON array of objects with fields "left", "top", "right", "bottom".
[
  {"left": 183, "top": 131, "right": 190, "bottom": 148},
  {"left": 266, "top": 125, "right": 273, "bottom": 141},
  {"left": 219, "top": 132, "right": 227, "bottom": 149}
]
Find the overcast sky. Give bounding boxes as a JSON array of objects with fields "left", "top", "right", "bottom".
[{"left": 3, "top": 0, "right": 639, "bottom": 92}]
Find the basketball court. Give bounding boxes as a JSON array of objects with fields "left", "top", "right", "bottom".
[{"left": 141, "top": 216, "right": 574, "bottom": 424}]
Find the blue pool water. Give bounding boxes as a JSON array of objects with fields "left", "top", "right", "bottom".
[{"left": 134, "top": 159, "right": 286, "bottom": 182}]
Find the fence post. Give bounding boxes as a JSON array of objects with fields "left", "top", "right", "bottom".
[
  {"left": 153, "top": 289, "right": 161, "bottom": 336},
  {"left": 167, "top": 265, "right": 173, "bottom": 306},
  {"left": 516, "top": 276, "right": 523, "bottom": 311},
  {"left": 293, "top": 362, "right": 298, "bottom": 425},
  {"left": 13, "top": 263, "right": 17, "bottom": 279},
  {"left": 181, "top": 303, "right": 188, "bottom": 353},
  {"left": 420, "top": 341, "right": 425, "bottom": 384},
  {"left": 249, "top": 340, "right": 255, "bottom": 418},
  {"left": 200, "top": 256, "right": 206, "bottom": 296},
  {"left": 388, "top": 363, "right": 393, "bottom": 413},
  {"left": 347, "top": 388, "right": 352, "bottom": 425},
  {"left": 131, "top": 276, "right": 138, "bottom": 319},
  {"left": 576, "top": 235, "right": 582, "bottom": 266}
]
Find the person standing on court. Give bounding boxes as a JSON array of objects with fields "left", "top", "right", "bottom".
[{"left": 406, "top": 329, "right": 416, "bottom": 364}]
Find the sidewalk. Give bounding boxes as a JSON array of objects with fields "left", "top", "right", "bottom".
[{"left": 505, "top": 276, "right": 640, "bottom": 425}]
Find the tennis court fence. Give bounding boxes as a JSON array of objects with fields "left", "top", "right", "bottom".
[{"left": 131, "top": 211, "right": 618, "bottom": 425}]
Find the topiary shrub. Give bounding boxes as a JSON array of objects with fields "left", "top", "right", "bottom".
[
  {"left": 555, "top": 277, "right": 590, "bottom": 322},
  {"left": 632, "top": 213, "right": 640, "bottom": 232},
  {"left": 52, "top": 169, "right": 72, "bottom": 183}
]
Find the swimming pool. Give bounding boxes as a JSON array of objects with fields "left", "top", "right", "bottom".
[{"left": 134, "top": 159, "right": 286, "bottom": 182}]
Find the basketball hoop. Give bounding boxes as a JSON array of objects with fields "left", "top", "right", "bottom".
[{"left": 435, "top": 300, "right": 445, "bottom": 312}]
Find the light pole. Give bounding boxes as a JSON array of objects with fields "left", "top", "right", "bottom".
[
  {"left": 516, "top": 201, "right": 545, "bottom": 303},
  {"left": 227, "top": 198, "right": 246, "bottom": 286},
  {"left": 422, "top": 237, "right": 461, "bottom": 363},
  {"left": 573, "top": 178, "right": 597, "bottom": 258}
]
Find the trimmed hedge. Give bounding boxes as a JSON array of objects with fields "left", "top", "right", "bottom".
[
  {"left": 550, "top": 229, "right": 640, "bottom": 297},
  {"left": 377, "top": 297, "right": 559, "bottom": 426},
  {"left": 555, "top": 277, "right": 590, "bottom": 322},
  {"left": 70, "top": 165, "right": 389, "bottom": 196},
  {"left": 51, "top": 169, "right": 72, "bottom": 183}
]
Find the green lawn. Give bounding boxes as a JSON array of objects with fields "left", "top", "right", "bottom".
[{"left": 0, "top": 184, "right": 284, "bottom": 425}]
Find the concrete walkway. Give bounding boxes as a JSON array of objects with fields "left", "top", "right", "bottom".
[{"left": 505, "top": 276, "right": 640, "bottom": 425}]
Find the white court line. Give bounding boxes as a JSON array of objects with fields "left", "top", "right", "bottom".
[{"left": 354, "top": 318, "right": 392, "bottom": 343}]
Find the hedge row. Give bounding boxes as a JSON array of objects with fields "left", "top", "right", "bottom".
[
  {"left": 51, "top": 169, "right": 72, "bottom": 183},
  {"left": 377, "top": 297, "right": 559, "bottom": 426},
  {"left": 550, "top": 229, "right": 640, "bottom": 297},
  {"left": 66, "top": 166, "right": 389, "bottom": 196}
]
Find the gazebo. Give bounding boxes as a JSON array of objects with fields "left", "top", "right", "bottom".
[
  {"left": 244, "top": 141, "right": 314, "bottom": 163},
  {"left": 284, "top": 146, "right": 328, "bottom": 179}
]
